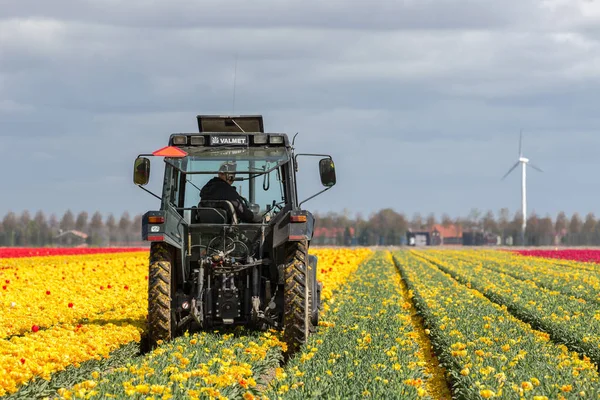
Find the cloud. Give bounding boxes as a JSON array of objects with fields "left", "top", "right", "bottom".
[
  {"left": 2, "top": 0, "right": 600, "bottom": 219},
  {"left": 2, "top": 0, "right": 541, "bottom": 31}
]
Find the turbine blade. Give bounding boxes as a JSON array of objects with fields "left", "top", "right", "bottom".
[
  {"left": 502, "top": 161, "right": 520, "bottom": 180},
  {"left": 529, "top": 163, "right": 544, "bottom": 173},
  {"left": 519, "top": 130, "right": 523, "bottom": 157}
]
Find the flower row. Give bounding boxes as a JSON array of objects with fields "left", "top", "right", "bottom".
[
  {"left": 394, "top": 250, "right": 600, "bottom": 399},
  {"left": 265, "top": 251, "right": 442, "bottom": 399},
  {"left": 512, "top": 249, "right": 600, "bottom": 264},
  {"left": 420, "top": 250, "right": 600, "bottom": 367},
  {"left": 450, "top": 250, "right": 600, "bottom": 305}
]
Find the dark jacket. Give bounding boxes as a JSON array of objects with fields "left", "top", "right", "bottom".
[{"left": 199, "top": 177, "right": 254, "bottom": 223}]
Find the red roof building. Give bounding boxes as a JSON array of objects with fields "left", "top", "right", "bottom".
[
  {"left": 431, "top": 224, "right": 463, "bottom": 245},
  {"left": 313, "top": 227, "right": 355, "bottom": 245}
]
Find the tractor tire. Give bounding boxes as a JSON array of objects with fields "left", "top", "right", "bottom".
[
  {"left": 147, "top": 242, "right": 175, "bottom": 348},
  {"left": 283, "top": 240, "right": 312, "bottom": 355}
]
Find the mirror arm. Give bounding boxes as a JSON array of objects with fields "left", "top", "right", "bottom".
[
  {"left": 294, "top": 153, "right": 332, "bottom": 164},
  {"left": 298, "top": 186, "right": 332, "bottom": 208},
  {"left": 137, "top": 184, "right": 162, "bottom": 201}
]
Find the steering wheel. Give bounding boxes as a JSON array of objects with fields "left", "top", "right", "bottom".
[{"left": 240, "top": 196, "right": 250, "bottom": 208}]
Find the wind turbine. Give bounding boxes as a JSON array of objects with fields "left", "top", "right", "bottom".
[{"left": 501, "top": 131, "right": 544, "bottom": 245}]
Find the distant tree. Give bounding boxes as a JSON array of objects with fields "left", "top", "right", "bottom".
[
  {"left": 131, "top": 214, "right": 143, "bottom": 242},
  {"left": 17, "top": 210, "right": 32, "bottom": 246},
  {"left": 482, "top": 210, "right": 498, "bottom": 234},
  {"left": 75, "top": 211, "right": 89, "bottom": 233},
  {"left": 106, "top": 214, "right": 118, "bottom": 244},
  {"left": 555, "top": 211, "right": 568, "bottom": 244},
  {"left": 454, "top": 217, "right": 466, "bottom": 236},
  {"left": 498, "top": 208, "right": 510, "bottom": 244},
  {"left": 33, "top": 210, "right": 49, "bottom": 246},
  {"left": 467, "top": 208, "right": 482, "bottom": 231},
  {"left": 46, "top": 214, "right": 58, "bottom": 245},
  {"left": 441, "top": 213, "right": 453, "bottom": 228},
  {"left": 426, "top": 213, "right": 437, "bottom": 231},
  {"left": 60, "top": 210, "right": 75, "bottom": 232},
  {"left": 410, "top": 213, "right": 423, "bottom": 231},
  {"left": 569, "top": 213, "right": 583, "bottom": 245},
  {"left": 510, "top": 211, "right": 523, "bottom": 245},
  {"left": 525, "top": 212, "right": 540, "bottom": 246},
  {"left": 89, "top": 211, "right": 105, "bottom": 246},
  {"left": 118, "top": 212, "right": 132, "bottom": 244},
  {"left": 371, "top": 208, "right": 407, "bottom": 245},
  {"left": 3, "top": 212, "right": 17, "bottom": 246},
  {"left": 582, "top": 213, "right": 597, "bottom": 245},
  {"left": 538, "top": 215, "right": 555, "bottom": 246},
  {"left": 593, "top": 219, "right": 600, "bottom": 246}
]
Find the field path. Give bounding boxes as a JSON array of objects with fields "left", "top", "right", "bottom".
[{"left": 391, "top": 251, "right": 453, "bottom": 400}]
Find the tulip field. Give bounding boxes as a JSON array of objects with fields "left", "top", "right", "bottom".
[{"left": 3, "top": 247, "right": 600, "bottom": 399}]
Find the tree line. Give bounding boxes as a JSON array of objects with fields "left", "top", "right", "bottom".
[
  {"left": 0, "top": 210, "right": 143, "bottom": 247},
  {"left": 310, "top": 208, "right": 600, "bottom": 246},
  {"left": 1, "top": 207, "right": 599, "bottom": 247}
]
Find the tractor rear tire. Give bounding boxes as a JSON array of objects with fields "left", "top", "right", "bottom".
[
  {"left": 283, "top": 240, "right": 312, "bottom": 356},
  {"left": 147, "top": 242, "right": 175, "bottom": 348}
]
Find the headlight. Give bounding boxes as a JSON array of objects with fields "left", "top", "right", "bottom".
[
  {"left": 172, "top": 135, "right": 187, "bottom": 145},
  {"left": 253, "top": 135, "right": 268, "bottom": 144},
  {"left": 190, "top": 136, "right": 205, "bottom": 145},
  {"left": 269, "top": 135, "right": 284, "bottom": 144}
]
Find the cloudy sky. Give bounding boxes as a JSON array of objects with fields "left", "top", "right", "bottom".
[{"left": 2, "top": 0, "right": 600, "bottom": 221}]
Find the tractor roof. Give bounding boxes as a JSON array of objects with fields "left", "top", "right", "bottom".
[{"left": 197, "top": 115, "right": 264, "bottom": 133}]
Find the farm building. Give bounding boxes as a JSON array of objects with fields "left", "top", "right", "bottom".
[
  {"left": 407, "top": 231, "right": 430, "bottom": 246},
  {"left": 430, "top": 224, "right": 462, "bottom": 245},
  {"left": 55, "top": 230, "right": 88, "bottom": 247},
  {"left": 313, "top": 226, "right": 355, "bottom": 246}
]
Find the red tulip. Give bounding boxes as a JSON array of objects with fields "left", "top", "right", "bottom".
[
  {"left": 32, "top": 325, "right": 39, "bottom": 332},
  {"left": 513, "top": 249, "right": 600, "bottom": 264},
  {"left": 46, "top": 290, "right": 51, "bottom": 295},
  {"left": 20, "top": 358, "right": 25, "bottom": 364},
  {"left": 68, "top": 303, "right": 74, "bottom": 308},
  {"left": 124, "top": 285, "right": 129, "bottom": 290},
  {"left": 0, "top": 247, "right": 148, "bottom": 259}
]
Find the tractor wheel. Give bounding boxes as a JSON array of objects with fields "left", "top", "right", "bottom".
[
  {"left": 147, "top": 242, "right": 176, "bottom": 348},
  {"left": 283, "top": 240, "right": 312, "bottom": 355}
]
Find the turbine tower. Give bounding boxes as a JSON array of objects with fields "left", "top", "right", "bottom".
[{"left": 501, "top": 131, "right": 544, "bottom": 245}]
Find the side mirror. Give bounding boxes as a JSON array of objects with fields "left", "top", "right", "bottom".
[
  {"left": 319, "top": 158, "right": 336, "bottom": 187},
  {"left": 133, "top": 157, "right": 150, "bottom": 186}
]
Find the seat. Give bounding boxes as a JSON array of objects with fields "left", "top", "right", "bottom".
[{"left": 194, "top": 200, "right": 238, "bottom": 224}]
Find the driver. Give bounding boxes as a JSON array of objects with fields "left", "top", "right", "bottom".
[{"left": 199, "top": 161, "right": 255, "bottom": 223}]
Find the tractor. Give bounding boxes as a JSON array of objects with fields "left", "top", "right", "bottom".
[{"left": 132, "top": 115, "right": 337, "bottom": 354}]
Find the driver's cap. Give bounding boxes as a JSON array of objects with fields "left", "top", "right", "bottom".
[{"left": 219, "top": 161, "right": 237, "bottom": 173}]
